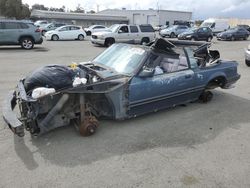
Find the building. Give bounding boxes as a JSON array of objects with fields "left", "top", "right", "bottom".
[
  {"left": 97, "top": 9, "right": 193, "bottom": 27},
  {"left": 30, "top": 10, "right": 129, "bottom": 27}
]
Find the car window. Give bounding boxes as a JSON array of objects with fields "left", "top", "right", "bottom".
[
  {"left": 19, "top": 23, "right": 29, "bottom": 29},
  {"left": 59, "top": 27, "right": 70, "bottom": 31},
  {"left": 184, "top": 47, "right": 198, "bottom": 69},
  {"left": 119, "top": 26, "right": 129, "bottom": 33},
  {"left": 158, "top": 55, "right": 188, "bottom": 74},
  {"left": 94, "top": 26, "right": 105, "bottom": 29},
  {"left": 130, "top": 26, "right": 139, "bottom": 33},
  {"left": 3, "top": 22, "right": 19, "bottom": 29},
  {"left": 139, "top": 25, "right": 154, "bottom": 32},
  {"left": 70, "top": 26, "right": 80, "bottom": 30},
  {"left": 0, "top": 22, "right": 4, "bottom": 29}
]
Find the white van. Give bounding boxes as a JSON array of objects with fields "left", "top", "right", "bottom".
[{"left": 201, "top": 18, "right": 230, "bottom": 34}]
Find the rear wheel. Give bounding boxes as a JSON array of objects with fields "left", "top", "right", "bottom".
[
  {"left": 245, "top": 60, "right": 250, "bottom": 67},
  {"left": 78, "top": 34, "right": 84, "bottom": 41},
  {"left": 104, "top": 38, "right": 115, "bottom": 47},
  {"left": 199, "top": 91, "right": 213, "bottom": 103},
  {"left": 20, "top": 37, "right": 34, "bottom": 50},
  {"left": 52, "top": 34, "right": 59, "bottom": 41},
  {"left": 190, "top": 37, "right": 195, "bottom": 41}
]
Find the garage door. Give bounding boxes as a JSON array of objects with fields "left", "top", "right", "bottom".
[
  {"left": 147, "top": 15, "right": 157, "bottom": 26},
  {"left": 133, "top": 14, "right": 141, "bottom": 25}
]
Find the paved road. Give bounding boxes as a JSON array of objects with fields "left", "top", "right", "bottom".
[{"left": 0, "top": 38, "right": 250, "bottom": 188}]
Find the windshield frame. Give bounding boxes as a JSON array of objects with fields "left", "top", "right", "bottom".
[{"left": 92, "top": 44, "right": 148, "bottom": 76}]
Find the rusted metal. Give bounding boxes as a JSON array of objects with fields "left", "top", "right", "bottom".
[{"left": 79, "top": 115, "right": 99, "bottom": 136}]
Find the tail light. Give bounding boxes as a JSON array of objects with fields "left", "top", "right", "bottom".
[{"left": 35, "top": 28, "right": 41, "bottom": 32}]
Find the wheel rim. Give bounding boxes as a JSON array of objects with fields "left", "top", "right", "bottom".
[
  {"left": 208, "top": 37, "right": 212, "bottom": 42},
  {"left": 53, "top": 35, "right": 58, "bottom": 41},
  {"left": 22, "top": 40, "right": 32, "bottom": 49},
  {"left": 79, "top": 35, "right": 84, "bottom": 40}
]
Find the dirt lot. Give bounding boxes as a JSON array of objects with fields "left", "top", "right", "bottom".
[{"left": 0, "top": 38, "right": 250, "bottom": 188}]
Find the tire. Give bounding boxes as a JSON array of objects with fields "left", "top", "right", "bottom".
[
  {"left": 86, "top": 31, "right": 91, "bottom": 36},
  {"left": 245, "top": 60, "right": 250, "bottom": 67},
  {"left": 170, "top": 32, "right": 175, "bottom": 38},
  {"left": 141, "top": 37, "right": 150, "bottom": 45},
  {"left": 104, "top": 38, "right": 115, "bottom": 47},
  {"left": 207, "top": 36, "right": 212, "bottom": 42},
  {"left": 244, "top": 35, "right": 248, "bottom": 40},
  {"left": 231, "top": 36, "right": 235, "bottom": 41},
  {"left": 78, "top": 34, "right": 84, "bottom": 41},
  {"left": 52, "top": 34, "right": 59, "bottom": 41},
  {"left": 199, "top": 91, "right": 213, "bottom": 103},
  {"left": 20, "top": 37, "right": 34, "bottom": 50}
]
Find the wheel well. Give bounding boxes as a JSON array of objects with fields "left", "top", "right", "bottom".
[
  {"left": 19, "top": 36, "right": 34, "bottom": 43},
  {"left": 206, "top": 76, "right": 226, "bottom": 89},
  {"left": 105, "top": 37, "right": 115, "bottom": 42}
]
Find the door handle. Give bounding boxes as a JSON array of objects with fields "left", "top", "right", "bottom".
[{"left": 185, "top": 74, "right": 192, "bottom": 79}]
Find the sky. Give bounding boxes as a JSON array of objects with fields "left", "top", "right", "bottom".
[{"left": 22, "top": 0, "right": 250, "bottom": 19}]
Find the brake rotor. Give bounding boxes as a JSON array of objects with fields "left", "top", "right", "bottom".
[{"left": 79, "top": 116, "right": 99, "bottom": 136}]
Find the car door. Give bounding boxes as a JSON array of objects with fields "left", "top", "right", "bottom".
[
  {"left": 58, "top": 26, "right": 70, "bottom": 39},
  {"left": 129, "top": 25, "right": 140, "bottom": 44},
  {"left": 0, "top": 22, "right": 20, "bottom": 43},
  {"left": 197, "top": 28, "right": 208, "bottom": 40},
  {"left": 116, "top": 25, "right": 131, "bottom": 43},
  {"left": 128, "top": 52, "right": 197, "bottom": 116}
]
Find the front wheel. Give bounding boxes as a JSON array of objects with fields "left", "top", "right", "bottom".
[
  {"left": 231, "top": 36, "right": 235, "bottom": 41},
  {"left": 20, "top": 37, "right": 34, "bottom": 50},
  {"left": 141, "top": 37, "right": 150, "bottom": 45},
  {"left": 199, "top": 91, "right": 213, "bottom": 103},
  {"left": 207, "top": 36, "right": 212, "bottom": 42},
  {"left": 104, "top": 38, "right": 115, "bottom": 47},
  {"left": 42, "top": 30, "right": 46, "bottom": 36},
  {"left": 78, "top": 34, "right": 84, "bottom": 41},
  {"left": 170, "top": 32, "right": 175, "bottom": 38},
  {"left": 52, "top": 34, "right": 59, "bottom": 41},
  {"left": 190, "top": 37, "right": 195, "bottom": 41}
]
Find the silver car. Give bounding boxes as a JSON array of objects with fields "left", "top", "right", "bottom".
[
  {"left": 0, "top": 20, "right": 43, "bottom": 49},
  {"left": 160, "top": 25, "right": 189, "bottom": 38}
]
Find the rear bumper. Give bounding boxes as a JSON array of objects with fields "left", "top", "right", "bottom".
[
  {"left": 223, "top": 74, "right": 241, "bottom": 88},
  {"left": 35, "top": 37, "right": 43, "bottom": 44},
  {"left": 2, "top": 91, "right": 24, "bottom": 137}
]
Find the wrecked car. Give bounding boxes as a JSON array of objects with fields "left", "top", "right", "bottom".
[{"left": 3, "top": 38, "right": 240, "bottom": 137}]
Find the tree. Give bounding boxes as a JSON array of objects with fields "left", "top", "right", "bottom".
[
  {"left": 0, "top": 0, "right": 31, "bottom": 19},
  {"left": 71, "top": 4, "right": 85, "bottom": 13},
  {"left": 31, "top": 4, "right": 49, "bottom": 11}
]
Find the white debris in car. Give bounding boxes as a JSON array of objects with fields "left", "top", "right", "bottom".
[{"left": 32, "top": 87, "right": 56, "bottom": 99}]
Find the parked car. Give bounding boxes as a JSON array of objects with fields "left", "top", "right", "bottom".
[
  {"left": 200, "top": 18, "right": 230, "bottom": 34},
  {"left": 217, "top": 27, "right": 249, "bottom": 41},
  {"left": 84, "top": 25, "right": 109, "bottom": 36},
  {"left": 237, "top": 25, "right": 250, "bottom": 32},
  {"left": 0, "top": 20, "right": 43, "bottom": 49},
  {"left": 178, "top": 27, "right": 213, "bottom": 42},
  {"left": 44, "top": 25, "right": 87, "bottom": 41},
  {"left": 160, "top": 25, "right": 189, "bottom": 38},
  {"left": 245, "top": 44, "right": 250, "bottom": 66},
  {"left": 40, "top": 23, "right": 66, "bottom": 36},
  {"left": 34, "top": 20, "right": 49, "bottom": 27},
  {"left": 3, "top": 38, "right": 240, "bottom": 137},
  {"left": 91, "top": 24, "right": 155, "bottom": 47}
]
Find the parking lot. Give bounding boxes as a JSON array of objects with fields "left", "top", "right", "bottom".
[{"left": 0, "top": 38, "right": 250, "bottom": 188}]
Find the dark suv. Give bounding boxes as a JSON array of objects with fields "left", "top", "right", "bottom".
[
  {"left": 178, "top": 27, "right": 213, "bottom": 42},
  {"left": 0, "top": 20, "right": 43, "bottom": 49}
]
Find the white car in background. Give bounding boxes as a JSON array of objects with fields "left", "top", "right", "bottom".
[
  {"left": 84, "top": 25, "right": 109, "bottom": 36},
  {"left": 34, "top": 20, "right": 49, "bottom": 27},
  {"left": 245, "top": 44, "right": 250, "bottom": 66},
  {"left": 45, "top": 25, "right": 87, "bottom": 41}
]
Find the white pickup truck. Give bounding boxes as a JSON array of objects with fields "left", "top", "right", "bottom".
[{"left": 91, "top": 24, "right": 156, "bottom": 47}]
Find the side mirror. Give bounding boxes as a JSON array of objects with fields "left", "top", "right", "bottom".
[
  {"left": 138, "top": 68, "right": 155, "bottom": 77},
  {"left": 118, "top": 30, "right": 123, "bottom": 34}
]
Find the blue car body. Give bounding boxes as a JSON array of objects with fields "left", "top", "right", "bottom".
[{"left": 3, "top": 39, "right": 240, "bottom": 137}]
